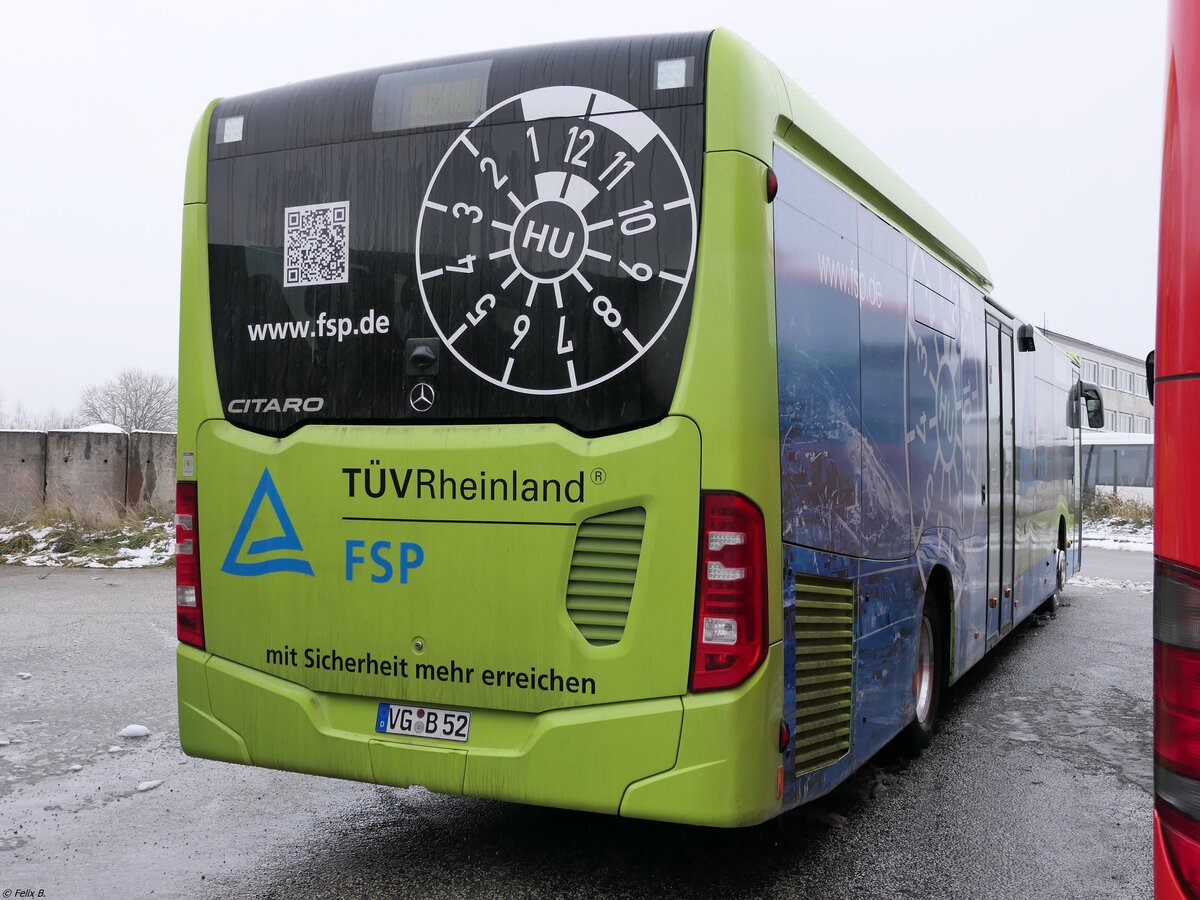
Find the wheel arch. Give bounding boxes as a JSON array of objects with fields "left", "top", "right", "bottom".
[{"left": 925, "top": 563, "right": 954, "bottom": 671}]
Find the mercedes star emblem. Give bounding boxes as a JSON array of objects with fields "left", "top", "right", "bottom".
[{"left": 409, "top": 381, "right": 436, "bottom": 412}]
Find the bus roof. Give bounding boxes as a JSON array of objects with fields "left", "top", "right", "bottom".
[{"left": 706, "top": 28, "right": 993, "bottom": 292}]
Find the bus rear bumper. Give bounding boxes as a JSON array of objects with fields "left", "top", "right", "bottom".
[
  {"left": 178, "top": 644, "right": 681, "bottom": 812},
  {"left": 619, "top": 645, "right": 784, "bottom": 827},
  {"left": 178, "top": 643, "right": 784, "bottom": 826}
]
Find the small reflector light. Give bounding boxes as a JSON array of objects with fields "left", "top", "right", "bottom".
[
  {"left": 766, "top": 167, "right": 779, "bottom": 203},
  {"left": 175, "top": 514, "right": 193, "bottom": 529},
  {"left": 176, "top": 540, "right": 193, "bottom": 555},
  {"left": 707, "top": 561, "right": 746, "bottom": 581},
  {"left": 708, "top": 531, "right": 746, "bottom": 551},
  {"left": 177, "top": 586, "right": 197, "bottom": 607},
  {"left": 703, "top": 617, "right": 738, "bottom": 644}
]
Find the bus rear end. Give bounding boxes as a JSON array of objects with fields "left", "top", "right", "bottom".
[
  {"left": 1156, "top": 1, "right": 1200, "bottom": 894},
  {"left": 175, "top": 32, "right": 786, "bottom": 826}
]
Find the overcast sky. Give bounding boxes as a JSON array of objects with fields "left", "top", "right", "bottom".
[{"left": 0, "top": 0, "right": 1167, "bottom": 416}]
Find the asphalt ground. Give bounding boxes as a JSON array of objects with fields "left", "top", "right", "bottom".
[{"left": 0, "top": 546, "right": 1153, "bottom": 899}]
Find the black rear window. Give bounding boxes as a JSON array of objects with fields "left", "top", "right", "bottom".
[{"left": 206, "top": 33, "right": 708, "bottom": 436}]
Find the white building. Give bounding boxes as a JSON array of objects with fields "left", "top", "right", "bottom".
[{"left": 1039, "top": 328, "right": 1153, "bottom": 434}]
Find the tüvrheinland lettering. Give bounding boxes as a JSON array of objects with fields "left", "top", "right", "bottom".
[
  {"left": 342, "top": 462, "right": 586, "bottom": 503},
  {"left": 264, "top": 645, "right": 598, "bottom": 695}
]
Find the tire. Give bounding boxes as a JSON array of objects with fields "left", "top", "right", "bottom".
[
  {"left": 901, "top": 590, "right": 944, "bottom": 753},
  {"left": 1054, "top": 548, "right": 1067, "bottom": 611}
]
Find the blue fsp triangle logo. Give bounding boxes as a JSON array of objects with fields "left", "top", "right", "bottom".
[{"left": 221, "top": 468, "right": 315, "bottom": 577}]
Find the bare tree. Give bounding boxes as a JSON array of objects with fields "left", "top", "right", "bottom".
[
  {"left": 75, "top": 369, "right": 177, "bottom": 432},
  {"left": 0, "top": 395, "right": 72, "bottom": 430}
]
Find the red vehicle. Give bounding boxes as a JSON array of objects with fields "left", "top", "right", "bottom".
[{"left": 1155, "top": 2, "right": 1200, "bottom": 896}]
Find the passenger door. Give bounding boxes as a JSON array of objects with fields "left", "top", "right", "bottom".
[{"left": 986, "top": 316, "right": 1016, "bottom": 647}]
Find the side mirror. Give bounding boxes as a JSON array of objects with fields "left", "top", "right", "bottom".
[
  {"left": 1146, "top": 350, "right": 1155, "bottom": 405},
  {"left": 1069, "top": 380, "right": 1105, "bottom": 429},
  {"left": 1081, "top": 381, "right": 1105, "bottom": 429},
  {"left": 1017, "top": 323, "right": 1036, "bottom": 352}
]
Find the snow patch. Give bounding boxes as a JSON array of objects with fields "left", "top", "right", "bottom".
[
  {"left": 1071, "top": 576, "right": 1152, "bottom": 593},
  {"left": 1, "top": 518, "right": 173, "bottom": 568},
  {"left": 63, "top": 423, "right": 126, "bottom": 433},
  {"left": 118, "top": 724, "right": 151, "bottom": 738},
  {"left": 68, "top": 764, "right": 83, "bottom": 772},
  {"left": 17, "top": 672, "right": 32, "bottom": 680},
  {"left": 136, "top": 780, "right": 163, "bottom": 792},
  {"left": 1085, "top": 537, "right": 1153, "bottom": 553},
  {"left": 1083, "top": 518, "right": 1152, "bottom": 553}
]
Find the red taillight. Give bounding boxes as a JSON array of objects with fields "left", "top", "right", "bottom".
[
  {"left": 1160, "top": 800, "right": 1200, "bottom": 898},
  {"left": 1158, "top": 642, "right": 1200, "bottom": 781},
  {"left": 176, "top": 482, "right": 205, "bottom": 649},
  {"left": 1156, "top": 558, "right": 1200, "bottom": 898},
  {"left": 690, "top": 492, "right": 768, "bottom": 692}
]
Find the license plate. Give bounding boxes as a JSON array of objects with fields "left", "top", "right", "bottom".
[{"left": 375, "top": 703, "right": 471, "bottom": 742}]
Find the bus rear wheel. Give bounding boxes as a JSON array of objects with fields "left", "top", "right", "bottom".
[
  {"left": 901, "top": 591, "right": 944, "bottom": 753},
  {"left": 1051, "top": 548, "right": 1066, "bottom": 616},
  {"left": 1040, "top": 548, "right": 1066, "bottom": 620}
]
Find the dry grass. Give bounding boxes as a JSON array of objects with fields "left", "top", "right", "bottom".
[
  {"left": 1082, "top": 492, "right": 1153, "bottom": 529},
  {"left": 0, "top": 505, "right": 174, "bottom": 567}
]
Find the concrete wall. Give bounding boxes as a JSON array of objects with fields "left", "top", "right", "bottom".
[
  {"left": 45, "top": 431, "right": 130, "bottom": 522},
  {"left": 0, "top": 430, "right": 176, "bottom": 521},
  {"left": 126, "top": 432, "right": 177, "bottom": 512},
  {"left": 0, "top": 431, "right": 48, "bottom": 516}
]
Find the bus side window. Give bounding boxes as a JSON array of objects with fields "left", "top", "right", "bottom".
[{"left": 1117, "top": 446, "right": 1151, "bottom": 487}]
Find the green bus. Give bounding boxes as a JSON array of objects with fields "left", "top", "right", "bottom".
[{"left": 176, "top": 29, "right": 1100, "bottom": 826}]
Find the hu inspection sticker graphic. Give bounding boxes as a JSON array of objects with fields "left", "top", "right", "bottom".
[
  {"left": 415, "top": 84, "right": 697, "bottom": 396},
  {"left": 222, "top": 468, "right": 315, "bottom": 577}
]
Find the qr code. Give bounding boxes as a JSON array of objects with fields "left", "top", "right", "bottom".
[{"left": 283, "top": 201, "right": 350, "bottom": 287}]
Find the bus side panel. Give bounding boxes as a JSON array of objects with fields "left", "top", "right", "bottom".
[
  {"left": 955, "top": 292, "right": 990, "bottom": 679},
  {"left": 178, "top": 103, "right": 224, "bottom": 474},
  {"left": 856, "top": 553, "right": 924, "bottom": 755},
  {"left": 782, "top": 545, "right": 860, "bottom": 809},
  {"left": 1014, "top": 342, "right": 1038, "bottom": 617},
  {"left": 773, "top": 145, "right": 995, "bottom": 805},
  {"left": 783, "top": 534, "right": 959, "bottom": 810},
  {"left": 1015, "top": 341, "right": 1077, "bottom": 623},
  {"left": 774, "top": 163, "right": 865, "bottom": 559},
  {"left": 772, "top": 146, "right": 913, "bottom": 562},
  {"left": 959, "top": 289, "right": 989, "bottom": 538},
  {"left": 955, "top": 530, "right": 989, "bottom": 678},
  {"left": 906, "top": 295, "right": 963, "bottom": 546}
]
